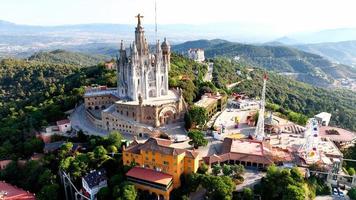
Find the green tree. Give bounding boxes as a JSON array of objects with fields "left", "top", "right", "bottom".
[
  {"left": 198, "top": 163, "right": 209, "bottom": 174},
  {"left": 231, "top": 164, "right": 245, "bottom": 176},
  {"left": 59, "top": 142, "right": 73, "bottom": 159},
  {"left": 112, "top": 185, "right": 121, "bottom": 199},
  {"left": 242, "top": 188, "right": 254, "bottom": 200},
  {"left": 348, "top": 187, "right": 356, "bottom": 200},
  {"left": 186, "top": 173, "right": 202, "bottom": 193},
  {"left": 0, "top": 161, "right": 20, "bottom": 186},
  {"left": 107, "top": 145, "right": 118, "bottom": 154},
  {"left": 121, "top": 182, "right": 137, "bottom": 200},
  {"left": 186, "top": 106, "right": 208, "bottom": 129},
  {"left": 188, "top": 130, "right": 208, "bottom": 149},
  {"left": 349, "top": 168, "right": 356, "bottom": 176},
  {"left": 283, "top": 185, "right": 305, "bottom": 200},
  {"left": 107, "top": 131, "right": 123, "bottom": 148},
  {"left": 179, "top": 79, "right": 197, "bottom": 104},
  {"left": 94, "top": 145, "right": 108, "bottom": 160},
  {"left": 201, "top": 175, "right": 235, "bottom": 200},
  {"left": 97, "top": 187, "right": 110, "bottom": 200},
  {"left": 258, "top": 165, "right": 309, "bottom": 200},
  {"left": 23, "top": 138, "right": 44, "bottom": 156},
  {"left": 38, "top": 169, "right": 56, "bottom": 186},
  {"left": 212, "top": 164, "right": 222, "bottom": 176},
  {"left": 36, "top": 184, "right": 60, "bottom": 200},
  {"left": 290, "top": 167, "right": 304, "bottom": 183},
  {"left": 222, "top": 164, "right": 233, "bottom": 176},
  {"left": 110, "top": 174, "right": 124, "bottom": 186},
  {"left": 184, "top": 113, "right": 193, "bottom": 130}
]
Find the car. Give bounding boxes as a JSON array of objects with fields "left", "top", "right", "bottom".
[
  {"left": 332, "top": 188, "right": 338, "bottom": 195},
  {"left": 338, "top": 190, "right": 344, "bottom": 197},
  {"left": 172, "top": 135, "right": 189, "bottom": 143}
]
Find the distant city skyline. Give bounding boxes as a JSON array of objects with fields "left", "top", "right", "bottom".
[{"left": 1, "top": 0, "right": 356, "bottom": 35}]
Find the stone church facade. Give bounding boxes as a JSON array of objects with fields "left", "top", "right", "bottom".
[{"left": 84, "top": 14, "right": 186, "bottom": 136}]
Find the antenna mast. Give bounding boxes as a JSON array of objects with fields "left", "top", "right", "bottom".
[{"left": 155, "top": 0, "right": 158, "bottom": 42}]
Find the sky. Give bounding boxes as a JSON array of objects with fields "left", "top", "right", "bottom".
[{"left": 1, "top": 0, "right": 356, "bottom": 34}]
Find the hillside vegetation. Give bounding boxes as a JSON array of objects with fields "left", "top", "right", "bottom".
[
  {"left": 173, "top": 39, "right": 356, "bottom": 87},
  {"left": 294, "top": 40, "right": 356, "bottom": 67},
  {"left": 28, "top": 49, "right": 110, "bottom": 67},
  {"left": 0, "top": 57, "right": 116, "bottom": 160},
  {"left": 211, "top": 57, "right": 356, "bottom": 131}
]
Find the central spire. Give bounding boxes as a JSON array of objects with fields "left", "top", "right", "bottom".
[
  {"left": 134, "top": 13, "right": 147, "bottom": 56},
  {"left": 135, "top": 13, "right": 144, "bottom": 27}
]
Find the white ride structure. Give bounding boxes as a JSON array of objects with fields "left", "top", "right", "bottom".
[
  {"left": 299, "top": 118, "right": 320, "bottom": 164},
  {"left": 253, "top": 74, "right": 267, "bottom": 141}
]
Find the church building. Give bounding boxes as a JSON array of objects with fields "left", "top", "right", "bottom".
[{"left": 84, "top": 14, "right": 186, "bottom": 137}]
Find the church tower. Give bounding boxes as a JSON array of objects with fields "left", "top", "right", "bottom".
[
  {"left": 117, "top": 14, "right": 171, "bottom": 102},
  {"left": 134, "top": 14, "right": 149, "bottom": 56}
]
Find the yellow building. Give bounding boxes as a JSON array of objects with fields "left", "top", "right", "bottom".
[
  {"left": 123, "top": 138, "right": 200, "bottom": 200},
  {"left": 194, "top": 93, "right": 227, "bottom": 119}
]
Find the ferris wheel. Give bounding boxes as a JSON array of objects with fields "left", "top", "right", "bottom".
[{"left": 299, "top": 118, "right": 320, "bottom": 164}]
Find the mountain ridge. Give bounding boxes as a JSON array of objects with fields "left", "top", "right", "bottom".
[{"left": 173, "top": 39, "right": 356, "bottom": 88}]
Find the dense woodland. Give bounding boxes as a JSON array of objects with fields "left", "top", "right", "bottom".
[
  {"left": 28, "top": 49, "right": 110, "bottom": 67},
  {"left": 0, "top": 57, "right": 116, "bottom": 160},
  {"left": 0, "top": 54, "right": 117, "bottom": 199}
]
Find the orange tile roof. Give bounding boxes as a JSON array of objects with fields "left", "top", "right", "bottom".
[
  {"left": 125, "top": 138, "right": 189, "bottom": 156},
  {"left": 126, "top": 167, "right": 173, "bottom": 186},
  {"left": 204, "top": 138, "right": 292, "bottom": 165},
  {"left": 0, "top": 181, "right": 35, "bottom": 200}
]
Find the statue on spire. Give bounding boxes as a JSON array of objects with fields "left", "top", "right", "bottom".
[{"left": 135, "top": 13, "right": 144, "bottom": 26}]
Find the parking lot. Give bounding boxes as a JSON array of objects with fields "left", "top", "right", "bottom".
[{"left": 315, "top": 186, "right": 349, "bottom": 200}]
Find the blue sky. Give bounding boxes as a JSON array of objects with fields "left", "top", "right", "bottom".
[{"left": 1, "top": 0, "right": 356, "bottom": 34}]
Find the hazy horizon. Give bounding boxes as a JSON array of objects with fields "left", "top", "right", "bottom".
[{"left": 2, "top": 0, "right": 356, "bottom": 36}]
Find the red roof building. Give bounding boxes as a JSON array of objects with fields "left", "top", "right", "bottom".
[
  {"left": 204, "top": 138, "right": 293, "bottom": 168},
  {"left": 0, "top": 181, "right": 35, "bottom": 200},
  {"left": 0, "top": 160, "right": 12, "bottom": 170},
  {"left": 56, "top": 119, "right": 70, "bottom": 126},
  {"left": 126, "top": 167, "right": 173, "bottom": 186},
  {"left": 126, "top": 167, "right": 173, "bottom": 200}
]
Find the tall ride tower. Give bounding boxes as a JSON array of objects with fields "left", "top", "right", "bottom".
[{"left": 253, "top": 74, "right": 268, "bottom": 141}]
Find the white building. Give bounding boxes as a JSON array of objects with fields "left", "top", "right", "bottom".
[
  {"left": 82, "top": 169, "right": 107, "bottom": 200},
  {"left": 56, "top": 119, "right": 71, "bottom": 133},
  {"left": 117, "top": 13, "right": 170, "bottom": 101},
  {"left": 314, "top": 112, "right": 332, "bottom": 126},
  {"left": 228, "top": 99, "right": 260, "bottom": 110},
  {"left": 188, "top": 48, "right": 205, "bottom": 62}
]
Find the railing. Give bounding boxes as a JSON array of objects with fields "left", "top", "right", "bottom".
[{"left": 60, "top": 170, "right": 90, "bottom": 200}]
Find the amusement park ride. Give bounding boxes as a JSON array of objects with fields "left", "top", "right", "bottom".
[
  {"left": 252, "top": 73, "right": 321, "bottom": 164},
  {"left": 253, "top": 74, "right": 268, "bottom": 141},
  {"left": 298, "top": 118, "right": 321, "bottom": 164}
]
